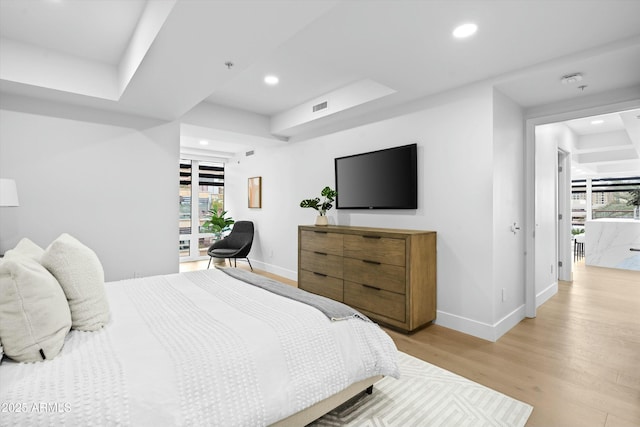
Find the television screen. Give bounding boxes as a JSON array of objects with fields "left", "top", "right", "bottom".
[{"left": 335, "top": 143, "right": 417, "bottom": 209}]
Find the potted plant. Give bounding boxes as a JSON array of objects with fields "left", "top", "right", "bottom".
[
  {"left": 627, "top": 188, "right": 640, "bottom": 220},
  {"left": 202, "top": 208, "right": 235, "bottom": 239},
  {"left": 300, "top": 186, "right": 337, "bottom": 226}
]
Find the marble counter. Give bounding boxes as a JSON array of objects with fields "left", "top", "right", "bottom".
[{"left": 585, "top": 219, "right": 640, "bottom": 271}]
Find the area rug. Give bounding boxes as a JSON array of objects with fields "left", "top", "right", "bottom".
[{"left": 313, "top": 351, "right": 533, "bottom": 427}]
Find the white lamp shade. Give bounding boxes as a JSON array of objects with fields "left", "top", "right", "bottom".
[{"left": 0, "top": 179, "right": 20, "bottom": 207}]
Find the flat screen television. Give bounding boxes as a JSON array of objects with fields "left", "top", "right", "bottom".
[{"left": 335, "top": 143, "right": 417, "bottom": 209}]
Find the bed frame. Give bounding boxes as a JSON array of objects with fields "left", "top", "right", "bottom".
[{"left": 271, "top": 375, "right": 382, "bottom": 426}]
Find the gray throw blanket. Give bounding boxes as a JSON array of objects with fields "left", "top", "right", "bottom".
[{"left": 219, "top": 267, "right": 371, "bottom": 322}]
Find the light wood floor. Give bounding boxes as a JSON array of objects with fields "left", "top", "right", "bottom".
[{"left": 181, "top": 259, "right": 640, "bottom": 426}]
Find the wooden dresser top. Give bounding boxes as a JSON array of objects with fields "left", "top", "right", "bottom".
[{"left": 299, "top": 224, "right": 436, "bottom": 237}]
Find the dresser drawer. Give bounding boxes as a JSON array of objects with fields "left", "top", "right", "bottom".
[
  {"left": 299, "top": 270, "right": 344, "bottom": 302},
  {"left": 344, "top": 281, "right": 405, "bottom": 322},
  {"left": 300, "top": 250, "right": 343, "bottom": 279},
  {"left": 300, "top": 230, "right": 343, "bottom": 256},
  {"left": 343, "top": 235, "right": 405, "bottom": 266},
  {"left": 343, "top": 258, "right": 405, "bottom": 294}
]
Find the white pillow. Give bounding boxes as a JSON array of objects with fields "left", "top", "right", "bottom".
[
  {"left": 0, "top": 261, "right": 2, "bottom": 364},
  {"left": 3, "top": 238, "right": 45, "bottom": 261},
  {"left": 0, "top": 256, "right": 72, "bottom": 362},
  {"left": 41, "top": 233, "right": 110, "bottom": 331},
  {"left": 0, "top": 259, "right": 3, "bottom": 363}
]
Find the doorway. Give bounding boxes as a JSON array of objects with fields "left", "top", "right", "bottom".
[{"left": 524, "top": 98, "right": 640, "bottom": 318}]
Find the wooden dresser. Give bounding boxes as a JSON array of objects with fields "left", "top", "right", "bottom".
[{"left": 298, "top": 225, "right": 436, "bottom": 332}]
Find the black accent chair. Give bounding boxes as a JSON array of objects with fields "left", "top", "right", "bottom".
[{"left": 207, "top": 221, "right": 254, "bottom": 270}]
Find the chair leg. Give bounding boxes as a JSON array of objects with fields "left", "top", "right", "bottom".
[
  {"left": 578, "top": 243, "right": 582, "bottom": 258},
  {"left": 246, "top": 258, "right": 253, "bottom": 271},
  {"left": 207, "top": 257, "right": 212, "bottom": 269},
  {"left": 234, "top": 258, "right": 237, "bottom": 268}
]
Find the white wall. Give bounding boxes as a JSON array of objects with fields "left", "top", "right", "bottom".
[
  {"left": 224, "top": 83, "right": 526, "bottom": 340},
  {"left": 0, "top": 94, "right": 179, "bottom": 281},
  {"left": 491, "top": 89, "right": 525, "bottom": 337}
]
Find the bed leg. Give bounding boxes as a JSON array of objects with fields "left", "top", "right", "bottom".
[{"left": 365, "top": 385, "right": 373, "bottom": 395}]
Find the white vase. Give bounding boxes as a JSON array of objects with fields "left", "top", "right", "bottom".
[{"left": 315, "top": 215, "right": 328, "bottom": 226}]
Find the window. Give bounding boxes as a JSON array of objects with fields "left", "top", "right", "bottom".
[
  {"left": 591, "top": 177, "right": 639, "bottom": 220},
  {"left": 179, "top": 159, "right": 225, "bottom": 260},
  {"left": 571, "top": 176, "right": 640, "bottom": 226}
]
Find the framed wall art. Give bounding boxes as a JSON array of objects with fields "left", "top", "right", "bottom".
[{"left": 248, "top": 176, "right": 262, "bottom": 208}]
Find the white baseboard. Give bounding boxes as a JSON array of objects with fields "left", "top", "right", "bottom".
[
  {"left": 435, "top": 304, "right": 526, "bottom": 342},
  {"left": 494, "top": 305, "right": 527, "bottom": 340},
  {"left": 251, "top": 259, "right": 297, "bottom": 282},
  {"left": 536, "top": 281, "right": 558, "bottom": 308},
  {"left": 252, "top": 258, "right": 536, "bottom": 342}
]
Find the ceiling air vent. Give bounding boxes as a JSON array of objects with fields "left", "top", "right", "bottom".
[
  {"left": 246, "top": 150, "right": 255, "bottom": 156},
  {"left": 312, "top": 101, "right": 328, "bottom": 113}
]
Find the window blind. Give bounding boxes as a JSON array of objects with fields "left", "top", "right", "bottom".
[
  {"left": 571, "top": 176, "right": 640, "bottom": 194},
  {"left": 199, "top": 163, "right": 224, "bottom": 187},
  {"left": 180, "top": 161, "right": 192, "bottom": 186}
]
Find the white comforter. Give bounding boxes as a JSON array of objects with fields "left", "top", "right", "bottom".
[{"left": 0, "top": 268, "right": 399, "bottom": 426}]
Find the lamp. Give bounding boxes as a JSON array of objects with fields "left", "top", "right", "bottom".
[{"left": 0, "top": 179, "right": 20, "bottom": 207}]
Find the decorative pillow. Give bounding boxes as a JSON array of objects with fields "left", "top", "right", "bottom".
[
  {"left": 3, "top": 238, "right": 45, "bottom": 261},
  {"left": 41, "top": 233, "right": 110, "bottom": 331},
  {"left": 0, "top": 253, "right": 3, "bottom": 364},
  {"left": 0, "top": 256, "right": 72, "bottom": 362},
  {"left": 1, "top": 259, "right": 4, "bottom": 364}
]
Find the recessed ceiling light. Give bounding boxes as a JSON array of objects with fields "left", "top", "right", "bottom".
[
  {"left": 590, "top": 120, "right": 604, "bottom": 125},
  {"left": 199, "top": 140, "right": 209, "bottom": 146},
  {"left": 453, "top": 23, "right": 478, "bottom": 39},
  {"left": 264, "top": 75, "right": 279, "bottom": 85}
]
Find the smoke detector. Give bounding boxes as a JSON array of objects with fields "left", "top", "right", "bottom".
[{"left": 561, "top": 73, "right": 583, "bottom": 85}]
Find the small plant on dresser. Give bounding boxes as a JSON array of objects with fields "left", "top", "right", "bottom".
[{"left": 300, "top": 186, "right": 337, "bottom": 226}]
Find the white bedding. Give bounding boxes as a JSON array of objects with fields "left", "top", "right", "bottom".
[{"left": 0, "top": 268, "right": 399, "bottom": 426}]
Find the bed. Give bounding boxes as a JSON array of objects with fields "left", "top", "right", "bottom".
[{"left": 0, "top": 260, "right": 399, "bottom": 426}]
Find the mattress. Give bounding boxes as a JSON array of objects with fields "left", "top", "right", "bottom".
[{"left": 0, "top": 268, "right": 399, "bottom": 426}]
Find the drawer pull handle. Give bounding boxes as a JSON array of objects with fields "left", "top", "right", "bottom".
[
  {"left": 314, "top": 251, "right": 327, "bottom": 256},
  {"left": 631, "top": 248, "right": 640, "bottom": 252},
  {"left": 362, "top": 235, "right": 381, "bottom": 239},
  {"left": 363, "top": 259, "right": 381, "bottom": 265},
  {"left": 313, "top": 272, "right": 327, "bottom": 277},
  {"left": 363, "top": 284, "right": 381, "bottom": 291},
  {"left": 314, "top": 231, "right": 328, "bottom": 234}
]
